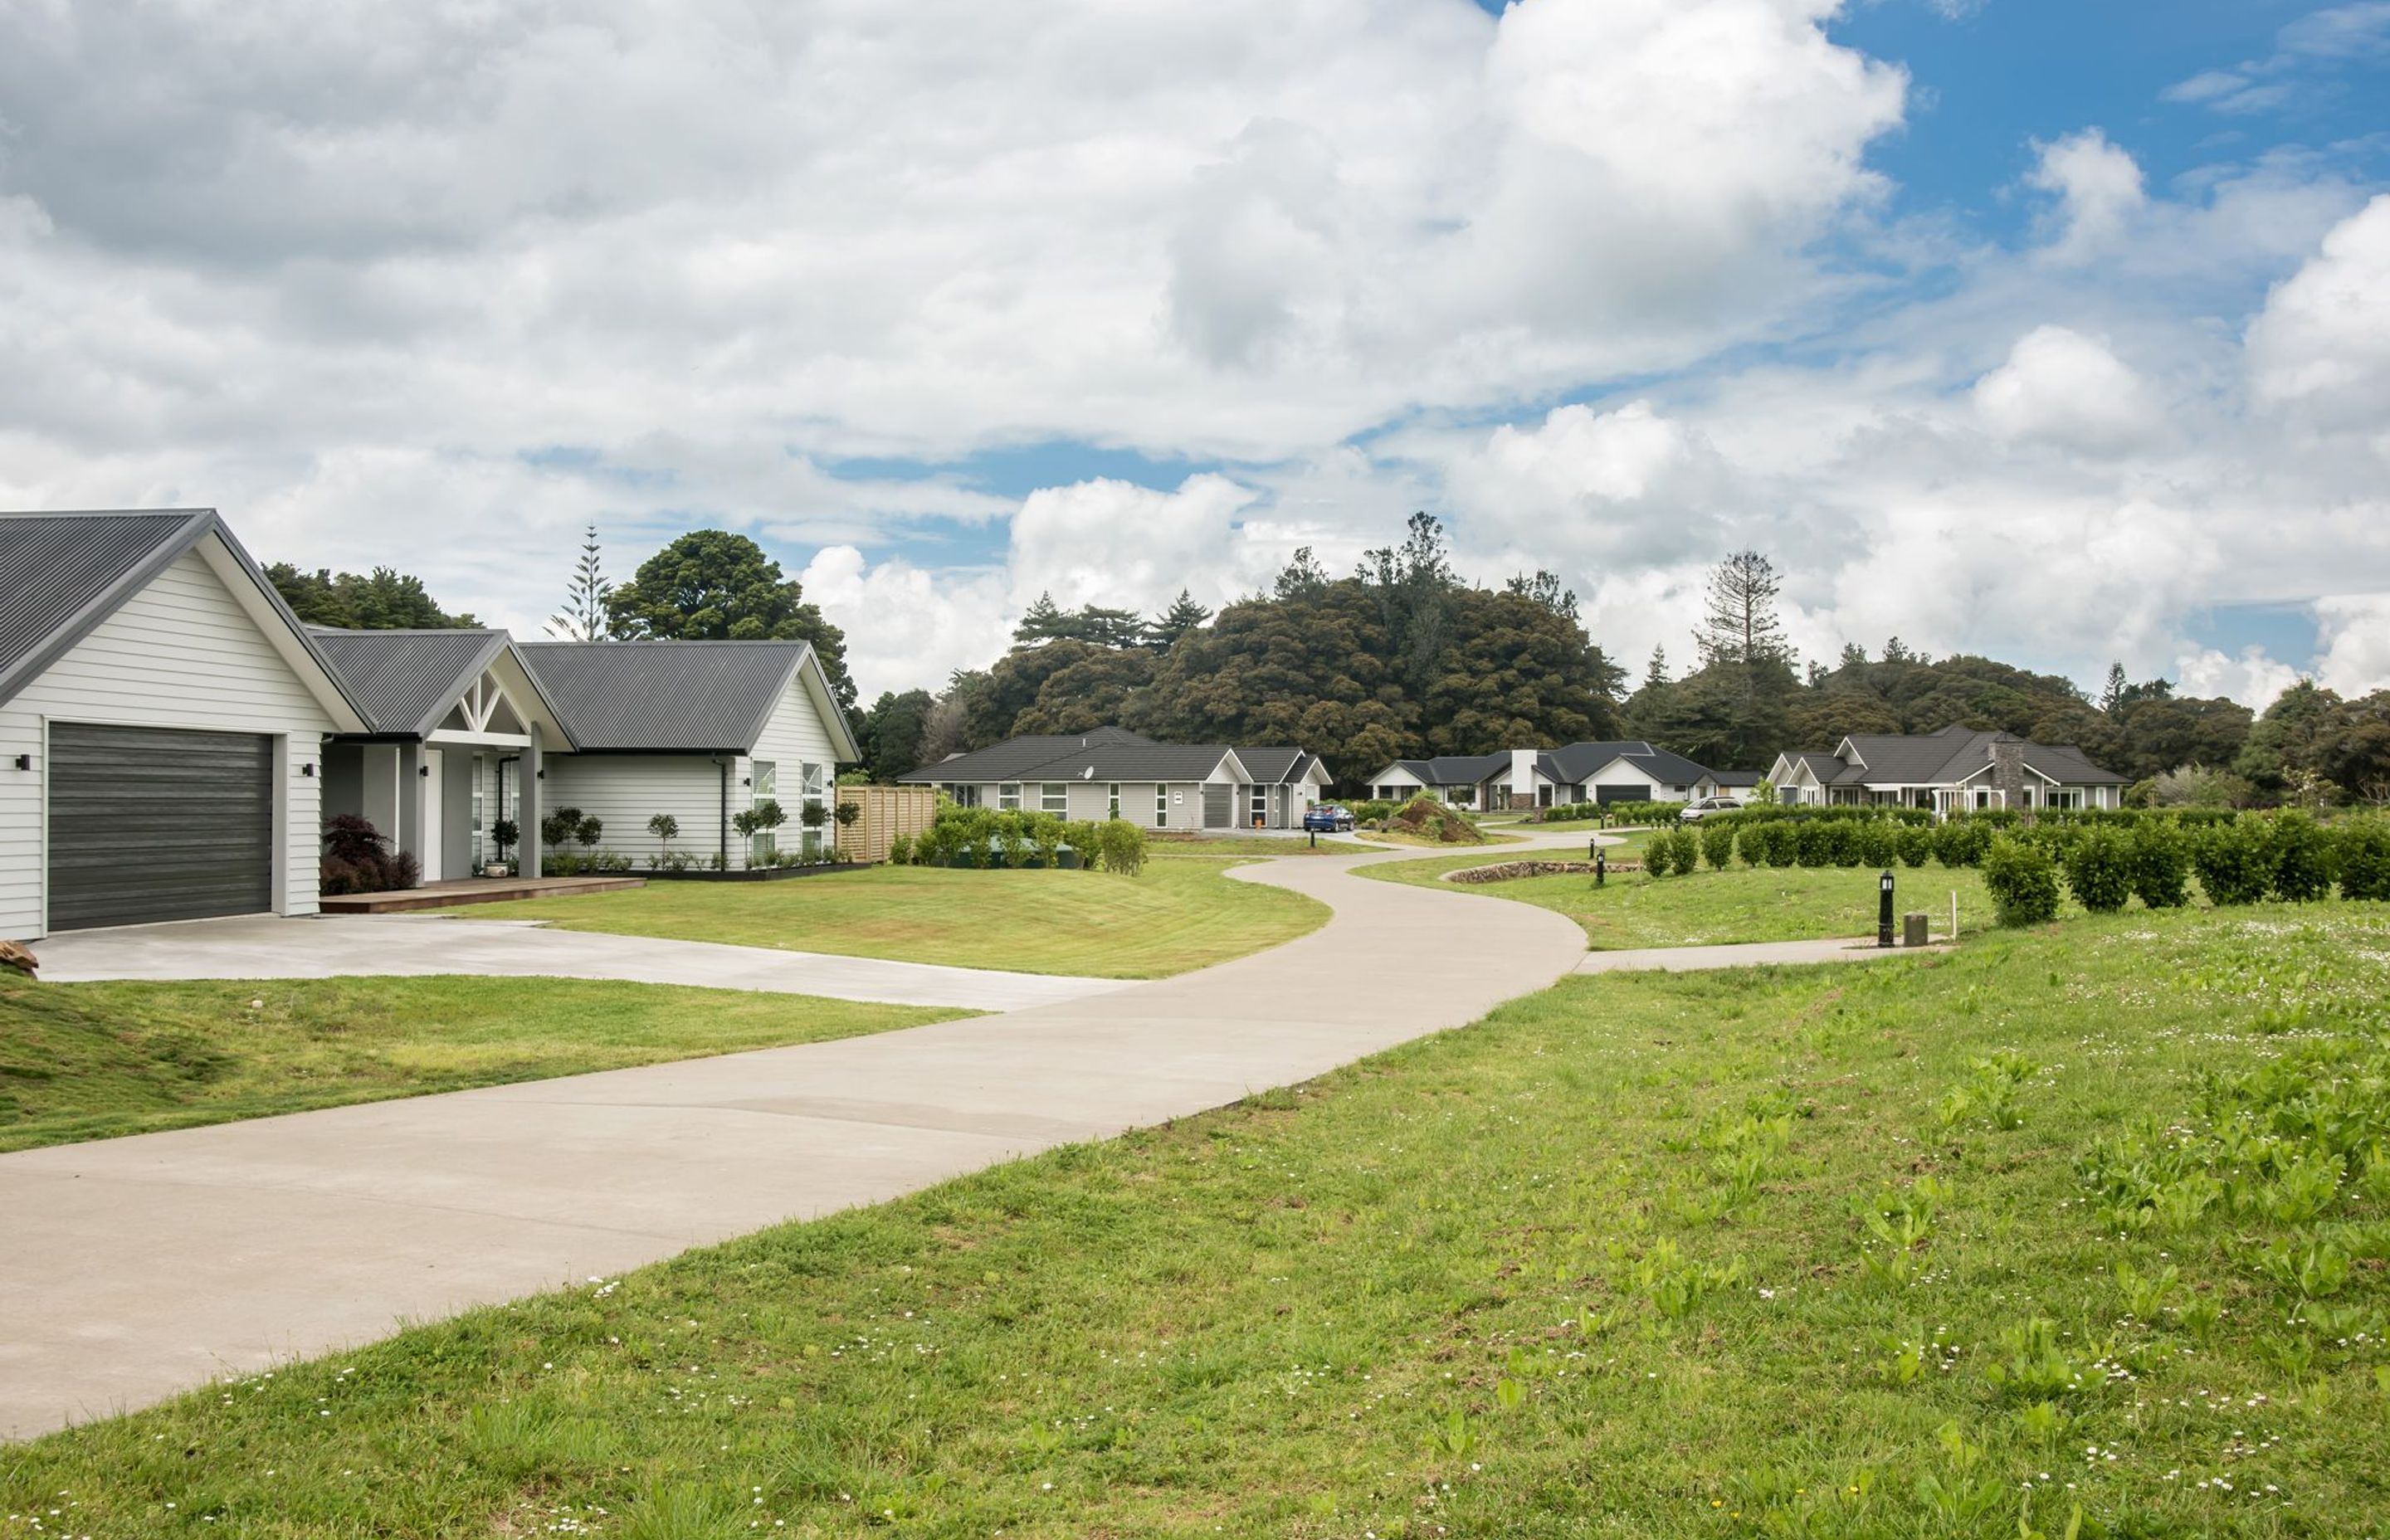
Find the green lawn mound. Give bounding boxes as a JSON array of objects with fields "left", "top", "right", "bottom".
[
  {"left": 459, "top": 856, "right": 1329, "bottom": 979},
  {"left": 15, "top": 903, "right": 2389, "bottom": 1535}
]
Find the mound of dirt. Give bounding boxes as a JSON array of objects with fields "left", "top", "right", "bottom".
[{"left": 1391, "top": 797, "right": 1486, "bottom": 845}]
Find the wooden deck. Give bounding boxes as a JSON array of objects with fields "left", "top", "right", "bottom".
[{"left": 318, "top": 875, "right": 646, "bottom": 914}]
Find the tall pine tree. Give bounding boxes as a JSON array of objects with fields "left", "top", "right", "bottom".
[{"left": 547, "top": 524, "right": 611, "bottom": 641}]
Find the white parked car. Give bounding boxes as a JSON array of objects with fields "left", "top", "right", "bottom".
[{"left": 1677, "top": 797, "right": 1744, "bottom": 822}]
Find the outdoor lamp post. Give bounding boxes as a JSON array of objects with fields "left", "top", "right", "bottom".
[
  {"left": 1878, "top": 868, "right": 1896, "bottom": 948},
  {"left": 1595, "top": 848, "right": 1607, "bottom": 887}
]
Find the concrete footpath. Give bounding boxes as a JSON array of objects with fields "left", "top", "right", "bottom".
[
  {"left": 0, "top": 845, "right": 1589, "bottom": 1440},
  {"left": 31, "top": 912, "right": 1124, "bottom": 1012}
]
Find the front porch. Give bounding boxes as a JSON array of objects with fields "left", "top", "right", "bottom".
[{"left": 318, "top": 873, "right": 646, "bottom": 914}]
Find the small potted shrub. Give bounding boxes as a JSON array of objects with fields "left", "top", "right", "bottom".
[
  {"left": 488, "top": 818, "right": 519, "bottom": 878},
  {"left": 833, "top": 798, "right": 861, "bottom": 860}
]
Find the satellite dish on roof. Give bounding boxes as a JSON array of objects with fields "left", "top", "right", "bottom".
[{"left": 1080, "top": 765, "right": 1095, "bottom": 779}]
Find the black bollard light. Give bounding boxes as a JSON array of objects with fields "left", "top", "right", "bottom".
[
  {"left": 1595, "top": 848, "right": 1607, "bottom": 887},
  {"left": 1878, "top": 868, "right": 1895, "bottom": 948}
]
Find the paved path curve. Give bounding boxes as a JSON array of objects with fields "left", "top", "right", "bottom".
[
  {"left": 0, "top": 841, "right": 1588, "bottom": 1439},
  {"left": 32, "top": 912, "right": 1125, "bottom": 1012}
]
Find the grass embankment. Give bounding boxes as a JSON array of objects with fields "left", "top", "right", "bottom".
[
  {"left": 0, "top": 978, "right": 968, "bottom": 1153},
  {"left": 462, "top": 856, "right": 1330, "bottom": 979},
  {"left": 13, "top": 904, "right": 2390, "bottom": 1535},
  {"left": 1364, "top": 846, "right": 2002, "bottom": 949}
]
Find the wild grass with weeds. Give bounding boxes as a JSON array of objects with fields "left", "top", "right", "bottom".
[{"left": 7, "top": 904, "right": 2390, "bottom": 1537}]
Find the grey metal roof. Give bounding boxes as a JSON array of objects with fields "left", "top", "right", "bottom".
[
  {"left": 1236, "top": 746, "right": 1324, "bottom": 784},
  {"left": 516, "top": 640, "right": 813, "bottom": 753},
  {"left": 1533, "top": 740, "right": 1712, "bottom": 788},
  {"left": 905, "top": 729, "right": 1241, "bottom": 785},
  {"left": 0, "top": 508, "right": 367, "bottom": 724},
  {"left": 1804, "top": 726, "right": 2126, "bottom": 787},
  {"left": 1708, "top": 768, "right": 1763, "bottom": 787},
  {"left": 1009, "top": 743, "right": 1242, "bottom": 783},
  {"left": 901, "top": 728, "right": 1156, "bottom": 784},
  {"left": 1384, "top": 752, "right": 1514, "bottom": 785},
  {"left": 1536, "top": 741, "right": 1655, "bottom": 783},
  {"left": 310, "top": 628, "right": 511, "bottom": 738}
]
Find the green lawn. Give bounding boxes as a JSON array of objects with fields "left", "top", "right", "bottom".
[
  {"left": 458, "top": 856, "right": 1329, "bottom": 978},
  {"left": 0, "top": 977, "right": 968, "bottom": 1153},
  {"left": 12, "top": 902, "right": 2388, "bottom": 1536},
  {"left": 1365, "top": 847, "right": 2005, "bottom": 949},
  {"left": 1147, "top": 836, "right": 1341, "bottom": 857}
]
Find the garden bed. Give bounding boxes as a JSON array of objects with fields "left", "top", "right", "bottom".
[{"left": 1442, "top": 858, "right": 1641, "bottom": 883}]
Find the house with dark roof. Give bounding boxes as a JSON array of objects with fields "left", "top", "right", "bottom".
[
  {"left": 517, "top": 640, "right": 856, "bottom": 868},
  {"left": 310, "top": 632, "right": 856, "bottom": 878},
  {"left": 900, "top": 727, "right": 1331, "bottom": 830},
  {"left": 1766, "top": 725, "right": 2127, "bottom": 816},
  {"left": 1362, "top": 741, "right": 1752, "bottom": 810},
  {"left": 1, "top": 509, "right": 370, "bottom": 937},
  {"left": 0, "top": 508, "right": 861, "bottom": 938}
]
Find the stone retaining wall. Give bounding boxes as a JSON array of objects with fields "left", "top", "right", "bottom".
[{"left": 1443, "top": 858, "right": 1642, "bottom": 884}]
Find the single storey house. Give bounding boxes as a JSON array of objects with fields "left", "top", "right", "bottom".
[
  {"left": 2, "top": 509, "right": 370, "bottom": 938},
  {"left": 902, "top": 727, "right": 1329, "bottom": 830},
  {"left": 1766, "top": 725, "right": 2128, "bottom": 816},
  {"left": 517, "top": 641, "right": 856, "bottom": 868},
  {"left": 1363, "top": 741, "right": 1749, "bottom": 811},
  {"left": 0, "top": 507, "right": 861, "bottom": 939},
  {"left": 311, "top": 632, "right": 856, "bottom": 878}
]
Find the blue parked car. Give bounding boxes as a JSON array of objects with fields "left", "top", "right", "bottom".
[{"left": 1304, "top": 805, "right": 1355, "bottom": 833}]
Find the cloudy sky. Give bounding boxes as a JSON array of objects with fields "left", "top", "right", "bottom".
[{"left": 4, "top": 0, "right": 2388, "bottom": 705}]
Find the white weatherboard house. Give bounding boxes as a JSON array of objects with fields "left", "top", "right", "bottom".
[
  {"left": 1363, "top": 742, "right": 1747, "bottom": 811},
  {"left": 1767, "top": 726, "right": 2128, "bottom": 816},
  {"left": 515, "top": 641, "right": 856, "bottom": 868},
  {"left": 901, "top": 727, "right": 1330, "bottom": 830},
  {"left": 0, "top": 509, "right": 369, "bottom": 938},
  {"left": 311, "top": 634, "right": 857, "bottom": 877},
  {"left": 0, "top": 508, "right": 861, "bottom": 940}
]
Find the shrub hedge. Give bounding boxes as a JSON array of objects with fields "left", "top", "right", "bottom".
[
  {"left": 1983, "top": 836, "right": 2061, "bottom": 927},
  {"left": 2060, "top": 824, "right": 2134, "bottom": 914},
  {"left": 2191, "top": 819, "right": 2274, "bottom": 905}
]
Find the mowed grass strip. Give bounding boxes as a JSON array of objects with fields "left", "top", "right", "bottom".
[
  {"left": 0, "top": 977, "right": 969, "bottom": 1153},
  {"left": 1364, "top": 844, "right": 2005, "bottom": 949},
  {"left": 12, "top": 903, "right": 2389, "bottom": 1536},
  {"left": 461, "top": 856, "right": 1329, "bottom": 978}
]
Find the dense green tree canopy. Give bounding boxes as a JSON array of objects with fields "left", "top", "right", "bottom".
[
  {"left": 267, "top": 563, "right": 475, "bottom": 630},
  {"left": 604, "top": 529, "right": 856, "bottom": 713},
  {"left": 856, "top": 688, "right": 935, "bottom": 782}
]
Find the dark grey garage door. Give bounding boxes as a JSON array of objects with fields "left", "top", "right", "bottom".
[
  {"left": 47, "top": 723, "right": 273, "bottom": 930},
  {"left": 1594, "top": 783, "right": 1651, "bottom": 805},
  {"left": 1202, "top": 783, "right": 1232, "bottom": 828}
]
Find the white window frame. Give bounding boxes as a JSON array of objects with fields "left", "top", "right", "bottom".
[
  {"left": 798, "top": 761, "right": 827, "bottom": 854},
  {"left": 1041, "top": 782, "right": 1068, "bottom": 815},
  {"left": 1106, "top": 783, "right": 1121, "bottom": 819},
  {"left": 1249, "top": 785, "right": 1267, "bottom": 825},
  {"left": 999, "top": 782, "right": 1022, "bottom": 811},
  {"left": 1155, "top": 783, "right": 1168, "bottom": 828},
  {"left": 751, "top": 759, "right": 780, "bottom": 861}
]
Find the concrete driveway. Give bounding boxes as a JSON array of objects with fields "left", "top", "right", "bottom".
[
  {"left": 0, "top": 841, "right": 1589, "bottom": 1439},
  {"left": 30, "top": 913, "right": 1125, "bottom": 1012}
]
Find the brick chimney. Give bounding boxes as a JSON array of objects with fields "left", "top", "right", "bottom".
[{"left": 1989, "top": 738, "right": 2028, "bottom": 815}]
